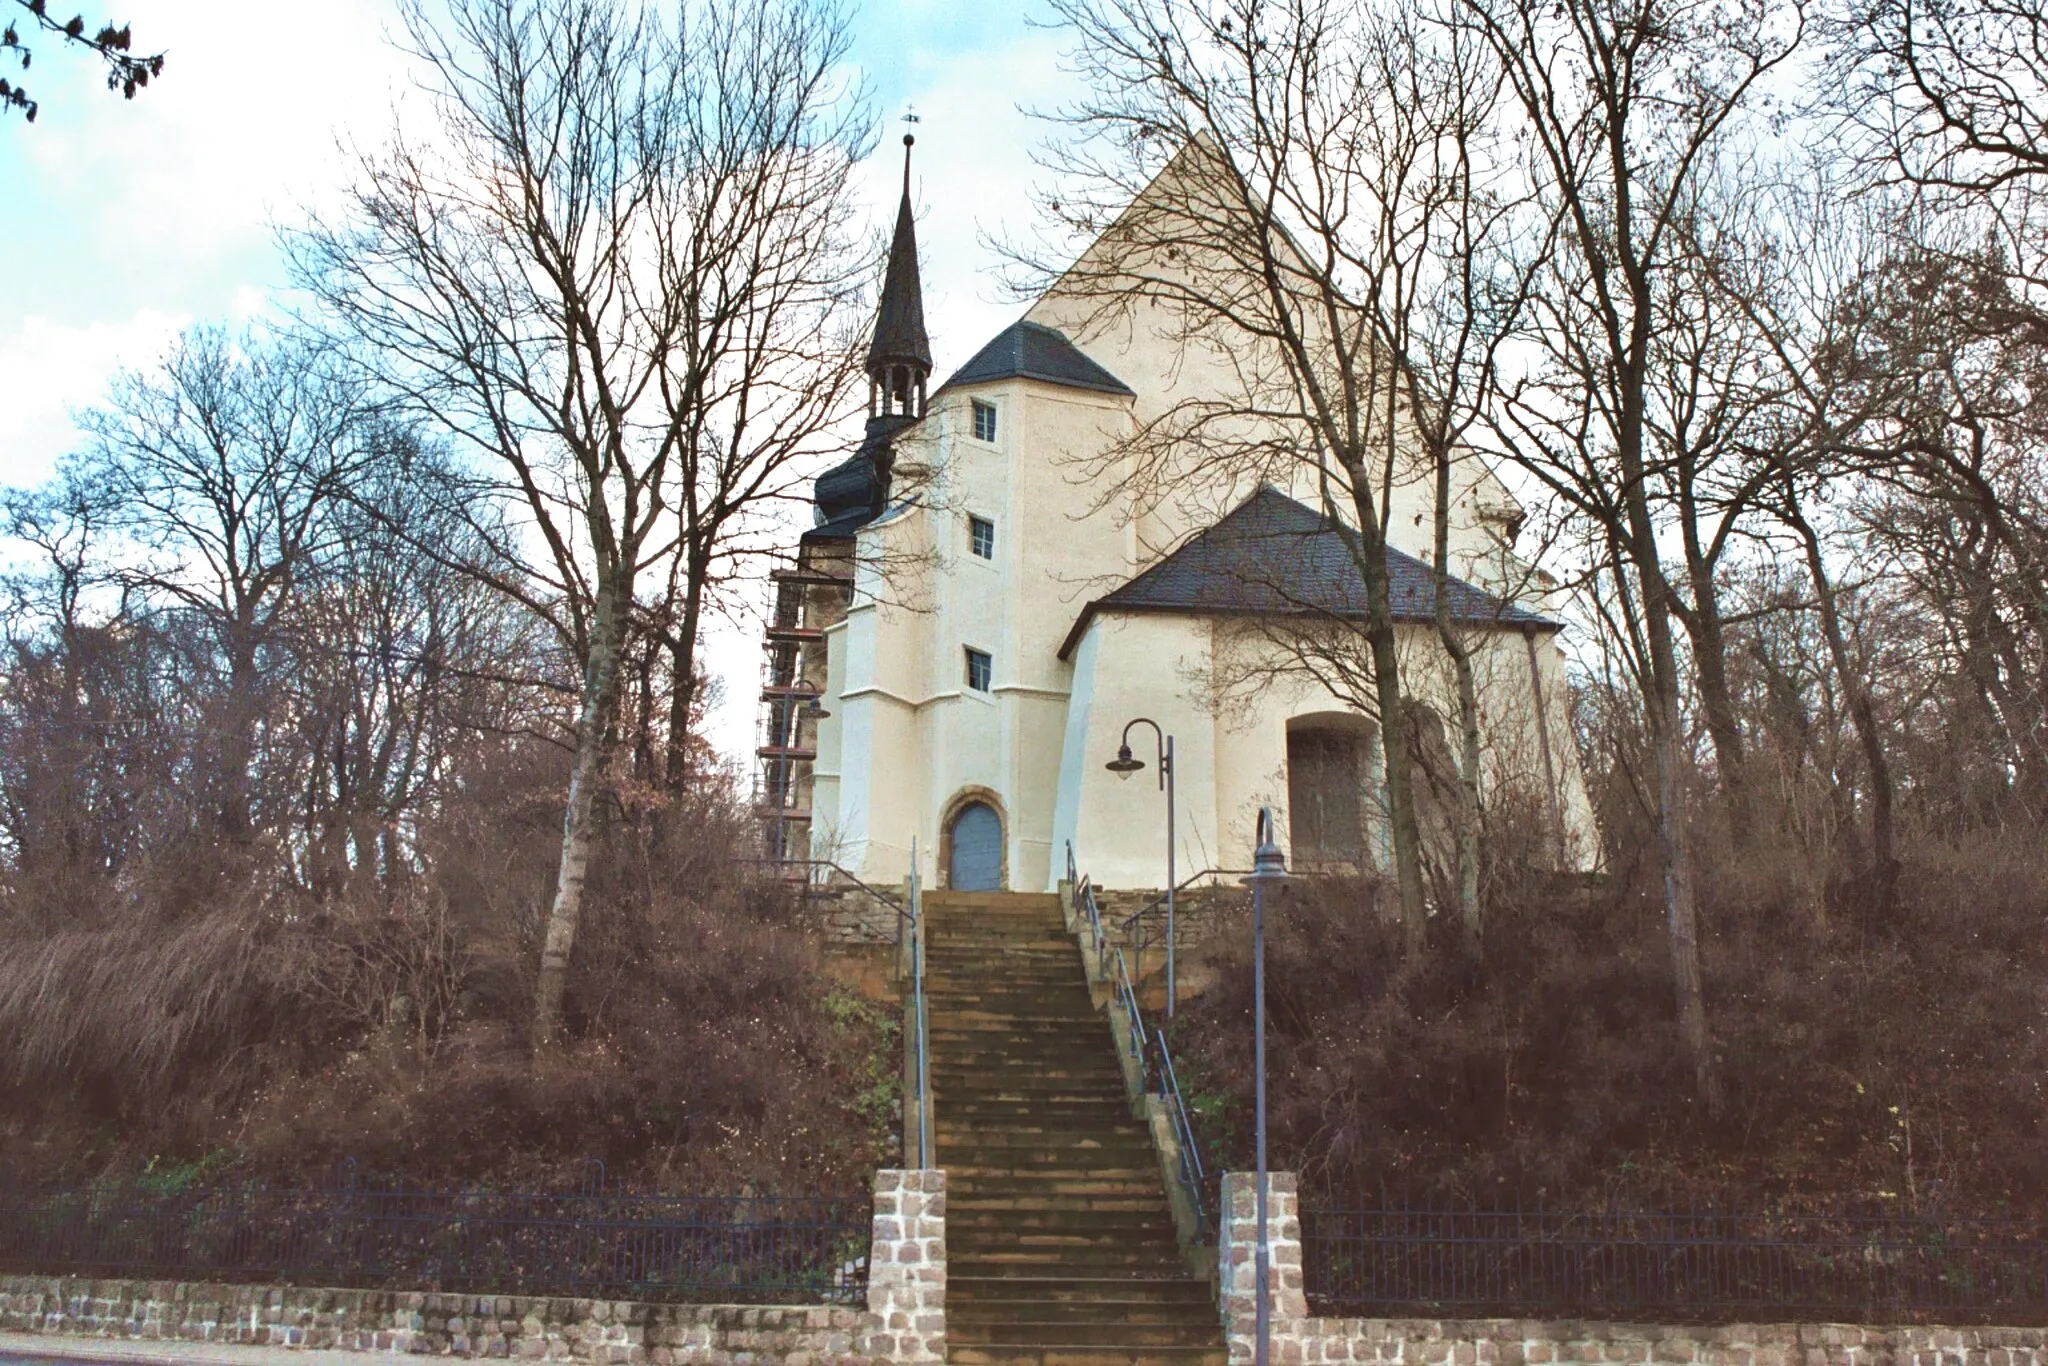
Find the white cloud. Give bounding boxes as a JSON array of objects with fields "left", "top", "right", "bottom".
[
  {"left": 45, "top": 0, "right": 410, "bottom": 262},
  {"left": 0, "top": 311, "right": 190, "bottom": 488}
]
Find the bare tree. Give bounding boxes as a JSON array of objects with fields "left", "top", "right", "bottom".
[
  {"left": 297, "top": 0, "right": 868, "bottom": 1047},
  {"left": 68, "top": 327, "right": 376, "bottom": 850},
  {"left": 639, "top": 0, "right": 871, "bottom": 794},
  {"left": 1040, "top": 0, "right": 1542, "bottom": 944},
  {"left": 1464, "top": 0, "right": 1805, "bottom": 1105}
]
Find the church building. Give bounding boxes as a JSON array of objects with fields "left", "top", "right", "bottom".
[{"left": 757, "top": 137, "right": 1596, "bottom": 896}]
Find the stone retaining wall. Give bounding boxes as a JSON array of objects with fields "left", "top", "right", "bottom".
[
  {"left": 1218, "top": 1172, "right": 2048, "bottom": 1366},
  {"left": 0, "top": 1170, "right": 945, "bottom": 1366}
]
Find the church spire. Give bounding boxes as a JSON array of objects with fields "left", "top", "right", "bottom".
[{"left": 867, "top": 134, "right": 931, "bottom": 419}]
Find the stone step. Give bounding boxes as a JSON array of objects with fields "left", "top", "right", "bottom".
[
  {"left": 949, "top": 1209, "right": 1178, "bottom": 1235},
  {"left": 919, "top": 892, "right": 1223, "bottom": 1361},
  {"left": 948, "top": 1181, "right": 1167, "bottom": 1201},
  {"left": 951, "top": 1224, "right": 1183, "bottom": 1249},
  {"left": 938, "top": 1101, "right": 1136, "bottom": 1119},
  {"left": 949, "top": 1276, "right": 1213, "bottom": 1304},
  {"left": 934, "top": 1095, "right": 1133, "bottom": 1109},
  {"left": 931, "top": 1077, "right": 1129, "bottom": 1091},
  {"left": 947, "top": 1345, "right": 1228, "bottom": 1366},
  {"left": 950, "top": 1240, "right": 1185, "bottom": 1263},
  {"left": 946, "top": 1187, "right": 1171, "bottom": 1212},
  {"left": 926, "top": 1004, "right": 1099, "bottom": 1018},
  {"left": 938, "top": 1126, "right": 1153, "bottom": 1145},
  {"left": 949, "top": 1319, "right": 1225, "bottom": 1349},
  {"left": 950, "top": 1301, "right": 1215, "bottom": 1327}
]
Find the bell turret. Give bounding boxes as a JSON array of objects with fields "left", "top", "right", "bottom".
[
  {"left": 867, "top": 134, "right": 931, "bottom": 419},
  {"left": 805, "top": 134, "right": 933, "bottom": 542}
]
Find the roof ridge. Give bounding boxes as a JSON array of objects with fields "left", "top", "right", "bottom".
[
  {"left": 935, "top": 318, "right": 1136, "bottom": 398},
  {"left": 1056, "top": 487, "right": 1558, "bottom": 658}
]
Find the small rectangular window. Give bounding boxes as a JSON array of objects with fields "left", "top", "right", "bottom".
[
  {"left": 972, "top": 399, "right": 998, "bottom": 442},
  {"left": 969, "top": 515, "right": 995, "bottom": 560},
  {"left": 965, "top": 647, "right": 992, "bottom": 693}
]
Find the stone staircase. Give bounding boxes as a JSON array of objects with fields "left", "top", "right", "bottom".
[{"left": 923, "top": 890, "right": 1225, "bottom": 1366}]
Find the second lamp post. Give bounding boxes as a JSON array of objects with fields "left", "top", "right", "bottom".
[{"left": 1104, "top": 716, "right": 1178, "bottom": 1017}]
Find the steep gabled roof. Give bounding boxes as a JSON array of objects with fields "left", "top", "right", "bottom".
[
  {"left": 1057, "top": 487, "right": 1558, "bottom": 658},
  {"left": 937, "top": 320, "right": 1135, "bottom": 398}
]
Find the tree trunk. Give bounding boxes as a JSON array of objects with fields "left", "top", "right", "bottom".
[
  {"left": 663, "top": 552, "right": 708, "bottom": 794},
  {"left": 1792, "top": 509, "right": 1899, "bottom": 922},
  {"left": 1372, "top": 639, "right": 1430, "bottom": 949},
  {"left": 220, "top": 627, "right": 261, "bottom": 847},
  {"left": 1630, "top": 537, "right": 1718, "bottom": 1110},
  {"left": 1683, "top": 580, "right": 1750, "bottom": 839},
  {"left": 1619, "top": 356, "right": 1718, "bottom": 1110},
  {"left": 1340, "top": 459, "right": 1429, "bottom": 945},
  {"left": 532, "top": 572, "right": 631, "bottom": 1050},
  {"left": 1429, "top": 432, "right": 1484, "bottom": 947}
]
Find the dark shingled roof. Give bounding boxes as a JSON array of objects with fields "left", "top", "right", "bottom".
[
  {"left": 938, "top": 320, "right": 1136, "bottom": 398},
  {"left": 1057, "top": 487, "right": 1558, "bottom": 658}
]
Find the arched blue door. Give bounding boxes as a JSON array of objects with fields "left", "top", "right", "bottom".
[{"left": 948, "top": 802, "right": 1002, "bottom": 891}]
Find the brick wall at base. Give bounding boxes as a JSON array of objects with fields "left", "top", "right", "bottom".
[
  {"left": 0, "top": 1168, "right": 946, "bottom": 1366},
  {"left": 1218, "top": 1172, "right": 2048, "bottom": 1366}
]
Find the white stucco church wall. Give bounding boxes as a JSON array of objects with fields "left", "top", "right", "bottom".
[{"left": 759, "top": 137, "right": 1597, "bottom": 897}]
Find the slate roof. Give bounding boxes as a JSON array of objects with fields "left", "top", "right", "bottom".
[
  {"left": 804, "top": 414, "right": 916, "bottom": 543},
  {"left": 867, "top": 146, "right": 932, "bottom": 376},
  {"left": 1057, "top": 487, "right": 1558, "bottom": 658},
  {"left": 937, "top": 320, "right": 1136, "bottom": 398}
]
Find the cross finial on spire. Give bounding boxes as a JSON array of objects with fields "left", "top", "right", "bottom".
[{"left": 901, "top": 107, "right": 920, "bottom": 194}]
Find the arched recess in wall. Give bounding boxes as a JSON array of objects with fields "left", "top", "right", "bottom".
[
  {"left": 1400, "top": 700, "right": 1463, "bottom": 895},
  {"left": 939, "top": 786, "right": 1008, "bottom": 891},
  {"left": 1284, "top": 711, "right": 1376, "bottom": 870}
]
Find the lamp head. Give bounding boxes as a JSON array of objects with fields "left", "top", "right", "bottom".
[
  {"left": 1245, "top": 804, "right": 1289, "bottom": 882},
  {"left": 800, "top": 700, "right": 831, "bottom": 720},
  {"left": 1105, "top": 743, "right": 1144, "bottom": 781}
]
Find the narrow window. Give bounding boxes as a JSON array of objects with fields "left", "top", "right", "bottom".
[
  {"left": 969, "top": 515, "right": 995, "bottom": 560},
  {"left": 972, "top": 399, "right": 998, "bottom": 442},
  {"left": 965, "top": 647, "right": 993, "bottom": 693}
]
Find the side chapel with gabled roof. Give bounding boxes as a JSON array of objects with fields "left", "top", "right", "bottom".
[{"left": 757, "top": 136, "right": 1597, "bottom": 894}]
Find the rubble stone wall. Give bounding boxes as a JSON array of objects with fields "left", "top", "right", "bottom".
[
  {"left": 1217, "top": 1171, "right": 2048, "bottom": 1366},
  {"left": 0, "top": 1169, "right": 946, "bottom": 1366}
]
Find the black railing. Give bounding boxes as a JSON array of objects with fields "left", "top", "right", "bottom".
[
  {"left": 1304, "top": 1202, "right": 2048, "bottom": 1324},
  {"left": 0, "top": 1166, "right": 870, "bottom": 1305},
  {"left": 1067, "top": 841, "right": 1210, "bottom": 1241}
]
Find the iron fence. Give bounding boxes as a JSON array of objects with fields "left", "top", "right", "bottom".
[
  {"left": 0, "top": 1164, "right": 869, "bottom": 1305},
  {"left": 1303, "top": 1201, "right": 2048, "bottom": 1324}
]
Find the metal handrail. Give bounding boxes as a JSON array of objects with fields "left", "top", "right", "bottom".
[
  {"left": 1112, "top": 945, "right": 1146, "bottom": 1077},
  {"left": 1154, "top": 1023, "right": 1208, "bottom": 1215},
  {"left": 751, "top": 851, "right": 928, "bottom": 1167},
  {"left": 909, "top": 838, "right": 931, "bottom": 1169},
  {"left": 1067, "top": 840, "right": 1210, "bottom": 1238},
  {"left": 1118, "top": 868, "right": 1254, "bottom": 936},
  {"left": 742, "top": 857, "right": 915, "bottom": 943}
]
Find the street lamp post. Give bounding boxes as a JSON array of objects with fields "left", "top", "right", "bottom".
[
  {"left": 1242, "top": 806, "right": 1289, "bottom": 1366},
  {"left": 1104, "top": 717, "right": 1178, "bottom": 1017}
]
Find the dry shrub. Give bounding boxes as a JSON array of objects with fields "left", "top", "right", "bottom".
[
  {"left": 0, "top": 899, "right": 317, "bottom": 1128},
  {"left": 1173, "top": 814, "right": 2048, "bottom": 1213},
  {"left": 0, "top": 749, "right": 892, "bottom": 1195}
]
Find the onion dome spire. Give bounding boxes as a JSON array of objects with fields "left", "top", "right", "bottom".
[{"left": 867, "top": 134, "right": 931, "bottom": 418}]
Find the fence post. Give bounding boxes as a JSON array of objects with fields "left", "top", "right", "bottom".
[
  {"left": 859, "top": 1168, "right": 946, "bottom": 1364},
  {"left": 1218, "top": 1171, "right": 1307, "bottom": 1366}
]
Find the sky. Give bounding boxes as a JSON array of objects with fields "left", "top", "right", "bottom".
[{"left": 0, "top": 0, "right": 1083, "bottom": 765}]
